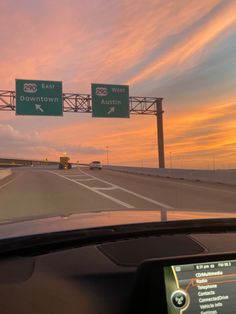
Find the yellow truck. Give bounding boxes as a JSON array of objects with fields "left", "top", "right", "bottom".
[{"left": 58, "top": 156, "right": 72, "bottom": 170}]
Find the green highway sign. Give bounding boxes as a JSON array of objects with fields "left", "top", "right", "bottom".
[
  {"left": 92, "top": 83, "right": 129, "bottom": 118},
  {"left": 16, "top": 79, "right": 63, "bottom": 116}
]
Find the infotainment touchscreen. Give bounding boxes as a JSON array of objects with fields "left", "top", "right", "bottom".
[{"left": 164, "top": 259, "right": 236, "bottom": 313}]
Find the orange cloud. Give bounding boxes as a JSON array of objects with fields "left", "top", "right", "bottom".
[
  {"left": 164, "top": 102, "right": 236, "bottom": 168},
  {"left": 1, "top": 100, "right": 235, "bottom": 169},
  {"left": 35, "top": 100, "right": 236, "bottom": 168}
]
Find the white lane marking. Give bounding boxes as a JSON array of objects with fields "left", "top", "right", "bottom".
[
  {"left": 49, "top": 171, "right": 135, "bottom": 209},
  {"left": 0, "top": 177, "right": 18, "bottom": 191},
  {"left": 79, "top": 169, "right": 174, "bottom": 210},
  {"left": 74, "top": 178, "right": 96, "bottom": 182},
  {"left": 96, "top": 186, "right": 118, "bottom": 191}
]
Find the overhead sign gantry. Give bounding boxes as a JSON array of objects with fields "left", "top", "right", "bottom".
[{"left": 0, "top": 82, "right": 165, "bottom": 168}]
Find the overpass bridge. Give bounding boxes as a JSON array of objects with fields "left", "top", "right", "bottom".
[{"left": 0, "top": 157, "right": 59, "bottom": 167}]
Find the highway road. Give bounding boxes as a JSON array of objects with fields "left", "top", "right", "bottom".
[{"left": 0, "top": 166, "right": 236, "bottom": 221}]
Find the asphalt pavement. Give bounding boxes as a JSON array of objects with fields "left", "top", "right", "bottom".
[{"left": 0, "top": 166, "right": 236, "bottom": 221}]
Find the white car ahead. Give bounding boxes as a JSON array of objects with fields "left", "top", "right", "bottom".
[{"left": 89, "top": 161, "right": 102, "bottom": 170}]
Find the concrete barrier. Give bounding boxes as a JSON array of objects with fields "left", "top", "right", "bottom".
[
  {"left": 104, "top": 165, "right": 236, "bottom": 186},
  {"left": 0, "top": 168, "right": 12, "bottom": 180}
]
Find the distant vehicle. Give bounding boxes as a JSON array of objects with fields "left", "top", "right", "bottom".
[
  {"left": 89, "top": 161, "right": 102, "bottom": 170},
  {"left": 58, "top": 156, "right": 71, "bottom": 170}
]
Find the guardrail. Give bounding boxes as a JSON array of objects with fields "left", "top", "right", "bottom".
[
  {"left": 0, "top": 168, "right": 12, "bottom": 180},
  {"left": 103, "top": 165, "right": 236, "bottom": 186}
]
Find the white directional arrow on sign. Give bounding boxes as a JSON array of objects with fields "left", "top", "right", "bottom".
[
  {"left": 35, "top": 104, "right": 44, "bottom": 112},
  {"left": 108, "top": 107, "right": 115, "bottom": 115}
]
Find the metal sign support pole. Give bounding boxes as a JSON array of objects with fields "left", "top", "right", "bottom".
[{"left": 156, "top": 99, "right": 165, "bottom": 168}]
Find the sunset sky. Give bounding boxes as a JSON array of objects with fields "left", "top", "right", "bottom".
[{"left": 1, "top": 0, "right": 236, "bottom": 168}]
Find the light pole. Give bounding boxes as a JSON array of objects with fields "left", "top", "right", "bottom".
[
  {"left": 156, "top": 100, "right": 165, "bottom": 168},
  {"left": 169, "top": 152, "right": 173, "bottom": 169},
  {"left": 106, "top": 146, "right": 109, "bottom": 165},
  {"left": 212, "top": 154, "right": 216, "bottom": 171}
]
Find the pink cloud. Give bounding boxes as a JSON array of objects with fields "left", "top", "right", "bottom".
[{"left": 0, "top": 0, "right": 221, "bottom": 91}]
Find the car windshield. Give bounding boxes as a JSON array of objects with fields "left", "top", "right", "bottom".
[{"left": 0, "top": 0, "right": 236, "bottom": 229}]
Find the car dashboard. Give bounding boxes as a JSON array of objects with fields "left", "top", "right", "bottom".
[{"left": 1, "top": 221, "right": 236, "bottom": 313}]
